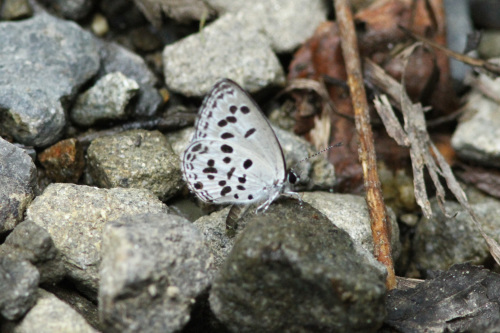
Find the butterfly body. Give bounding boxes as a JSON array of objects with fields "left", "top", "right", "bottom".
[{"left": 182, "top": 79, "right": 298, "bottom": 212}]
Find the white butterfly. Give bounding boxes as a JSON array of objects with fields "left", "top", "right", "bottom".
[{"left": 182, "top": 79, "right": 300, "bottom": 212}]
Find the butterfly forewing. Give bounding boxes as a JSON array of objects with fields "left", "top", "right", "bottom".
[{"left": 182, "top": 79, "right": 287, "bottom": 205}]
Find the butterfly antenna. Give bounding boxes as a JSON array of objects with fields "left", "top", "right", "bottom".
[
  {"left": 297, "top": 142, "right": 342, "bottom": 164},
  {"left": 289, "top": 142, "right": 342, "bottom": 183}
]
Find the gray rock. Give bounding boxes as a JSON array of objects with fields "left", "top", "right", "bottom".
[
  {"left": 444, "top": 0, "right": 474, "bottom": 86},
  {"left": 193, "top": 193, "right": 396, "bottom": 276},
  {"left": 0, "top": 257, "right": 39, "bottom": 320},
  {"left": 41, "top": 0, "right": 93, "bottom": 20},
  {"left": 163, "top": 12, "right": 285, "bottom": 97},
  {"left": 4, "top": 289, "right": 98, "bottom": 333},
  {"left": 71, "top": 72, "right": 139, "bottom": 126},
  {"left": 0, "top": 13, "right": 100, "bottom": 147},
  {"left": 0, "top": 138, "right": 37, "bottom": 233},
  {"left": 413, "top": 197, "right": 500, "bottom": 273},
  {"left": 207, "top": 0, "right": 328, "bottom": 53},
  {"left": 98, "top": 40, "right": 162, "bottom": 117},
  {"left": 302, "top": 192, "right": 401, "bottom": 263},
  {"left": 166, "top": 127, "right": 195, "bottom": 157},
  {"left": 192, "top": 207, "right": 233, "bottom": 270},
  {"left": 99, "top": 213, "right": 216, "bottom": 333},
  {"left": 209, "top": 200, "right": 387, "bottom": 332},
  {"left": 0, "top": 221, "right": 65, "bottom": 284},
  {"left": 26, "top": 183, "right": 168, "bottom": 298},
  {"left": 451, "top": 74, "right": 500, "bottom": 167},
  {"left": 87, "top": 129, "right": 183, "bottom": 200},
  {"left": 478, "top": 30, "right": 500, "bottom": 59},
  {"left": 44, "top": 284, "right": 102, "bottom": 332}
]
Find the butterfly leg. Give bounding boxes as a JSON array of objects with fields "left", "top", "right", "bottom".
[{"left": 282, "top": 191, "right": 303, "bottom": 205}]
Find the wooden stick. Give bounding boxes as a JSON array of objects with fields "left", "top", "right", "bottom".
[{"left": 334, "top": 0, "right": 396, "bottom": 289}]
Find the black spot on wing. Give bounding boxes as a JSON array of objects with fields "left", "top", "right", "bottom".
[
  {"left": 221, "top": 132, "right": 234, "bottom": 139},
  {"left": 191, "top": 143, "right": 202, "bottom": 152},
  {"left": 227, "top": 167, "right": 235, "bottom": 180},
  {"left": 221, "top": 145, "right": 233, "bottom": 153},
  {"left": 203, "top": 167, "right": 217, "bottom": 174},
  {"left": 221, "top": 186, "right": 232, "bottom": 196},
  {"left": 244, "top": 128, "right": 256, "bottom": 138},
  {"left": 243, "top": 159, "right": 253, "bottom": 169}
]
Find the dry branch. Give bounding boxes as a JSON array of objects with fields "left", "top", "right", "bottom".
[{"left": 334, "top": 0, "right": 396, "bottom": 289}]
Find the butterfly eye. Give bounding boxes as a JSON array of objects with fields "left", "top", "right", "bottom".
[{"left": 287, "top": 170, "right": 299, "bottom": 185}]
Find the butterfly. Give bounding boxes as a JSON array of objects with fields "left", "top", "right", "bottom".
[{"left": 182, "top": 78, "right": 300, "bottom": 212}]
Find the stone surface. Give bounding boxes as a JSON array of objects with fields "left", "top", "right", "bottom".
[
  {"left": 444, "top": 0, "right": 474, "bottom": 86},
  {"left": 1, "top": 0, "right": 32, "bottom": 20},
  {"left": 87, "top": 129, "right": 183, "bottom": 200},
  {"left": 44, "top": 283, "right": 102, "bottom": 332},
  {"left": 0, "top": 257, "right": 39, "bottom": 320},
  {"left": 0, "top": 13, "right": 100, "bottom": 147},
  {"left": 0, "top": 221, "right": 65, "bottom": 284},
  {"left": 210, "top": 200, "right": 387, "bottom": 332},
  {"left": 451, "top": 74, "right": 500, "bottom": 167},
  {"left": 0, "top": 138, "right": 37, "bottom": 233},
  {"left": 163, "top": 12, "right": 285, "bottom": 97},
  {"left": 413, "top": 197, "right": 500, "bottom": 274},
  {"left": 99, "top": 213, "right": 215, "bottom": 333},
  {"left": 192, "top": 207, "right": 233, "bottom": 270},
  {"left": 40, "top": 0, "right": 93, "bottom": 20},
  {"left": 302, "top": 192, "right": 401, "bottom": 262},
  {"left": 478, "top": 30, "right": 500, "bottom": 59},
  {"left": 97, "top": 40, "right": 162, "bottom": 117},
  {"left": 4, "top": 289, "right": 98, "bottom": 333},
  {"left": 207, "top": 0, "right": 328, "bottom": 53},
  {"left": 134, "top": 0, "right": 215, "bottom": 25},
  {"left": 71, "top": 72, "right": 139, "bottom": 126},
  {"left": 26, "top": 183, "right": 168, "bottom": 298},
  {"left": 38, "top": 138, "right": 85, "bottom": 183}
]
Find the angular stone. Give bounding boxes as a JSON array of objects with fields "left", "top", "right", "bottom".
[
  {"left": 0, "top": 257, "right": 39, "bottom": 320},
  {"left": 99, "top": 213, "right": 215, "bottom": 333},
  {"left": 26, "top": 183, "right": 168, "bottom": 298},
  {"left": 0, "top": 138, "right": 37, "bottom": 232},
  {"left": 210, "top": 200, "right": 387, "bottom": 332},
  {"left": 87, "top": 129, "right": 183, "bottom": 200},
  {"left": 163, "top": 12, "right": 285, "bottom": 97},
  {"left": 0, "top": 13, "right": 99, "bottom": 146}
]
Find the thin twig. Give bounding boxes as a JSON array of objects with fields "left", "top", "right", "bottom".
[
  {"left": 334, "top": 0, "right": 396, "bottom": 289},
  {"left": 399, "top": 25, "right": 500, "bottom": 76}
]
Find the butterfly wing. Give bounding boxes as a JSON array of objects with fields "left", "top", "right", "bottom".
[
  {"left": 182, "top": 79, "right": 286, "bottom": 204},
  {"left": 183, "top": 139, "right": 282, "bottom": 204}
]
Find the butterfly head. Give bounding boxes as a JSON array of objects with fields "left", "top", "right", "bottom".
[{"left": 286, "top": 168, "right": 299, "bottom": 185}]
